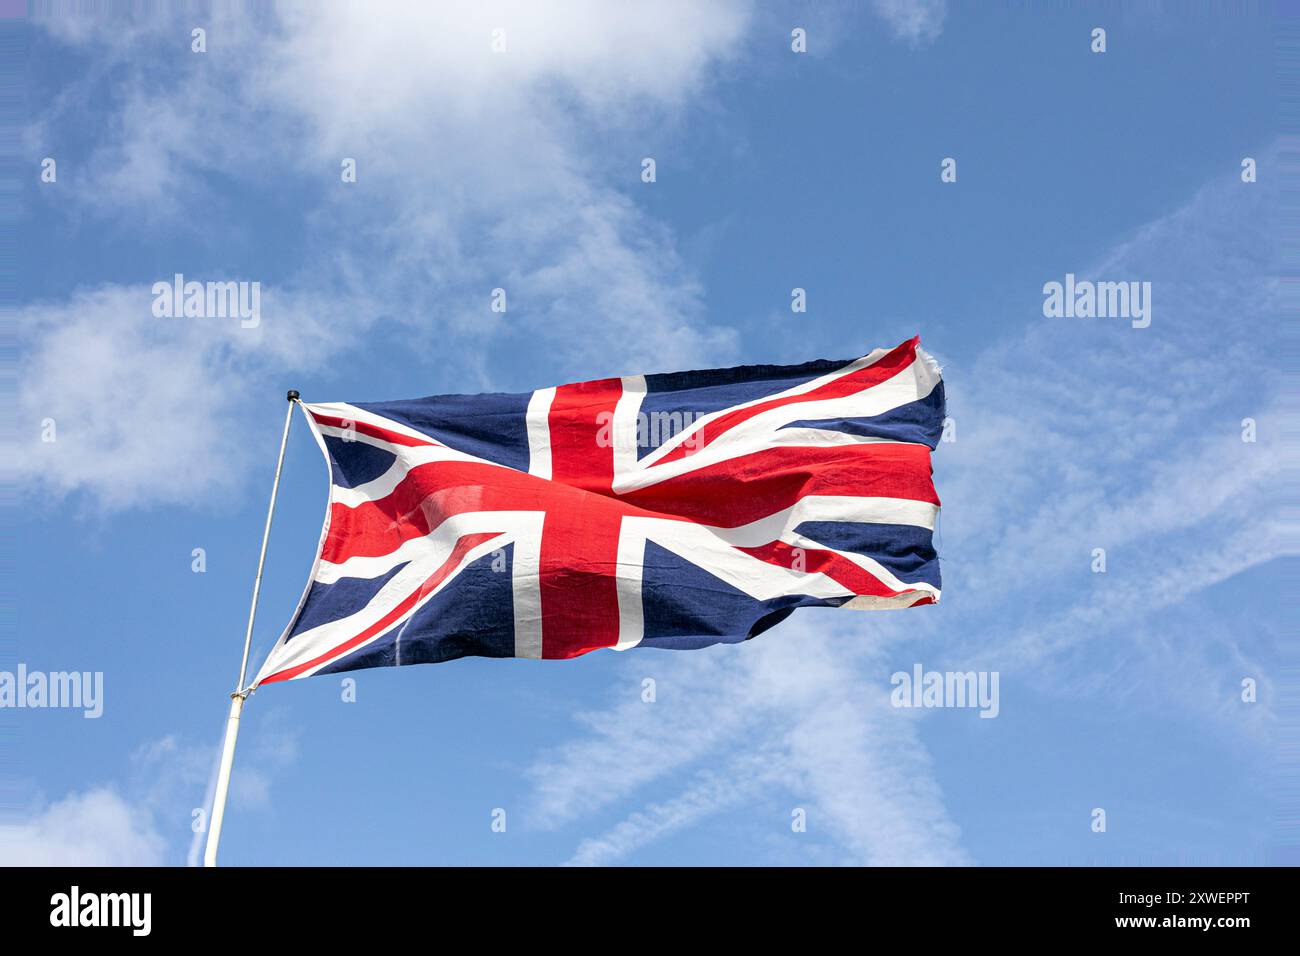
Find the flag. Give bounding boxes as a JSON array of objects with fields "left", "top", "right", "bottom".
[{"left": 252, "top": 337, "right": 944, "bottom": 687}]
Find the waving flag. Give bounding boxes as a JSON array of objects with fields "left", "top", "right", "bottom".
[{"left": 252, "top": 337, "right": 944, "bottom": 687}]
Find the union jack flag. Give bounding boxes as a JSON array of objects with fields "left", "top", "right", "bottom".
[{"left": 252, "top": 337, "right": 944, "bottom": 688}]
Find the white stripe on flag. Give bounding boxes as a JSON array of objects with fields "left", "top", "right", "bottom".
[{"left": 526, "top": 387, "right": 556, "bottom": 480}]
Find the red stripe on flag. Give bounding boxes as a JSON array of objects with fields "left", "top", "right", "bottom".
[
  {"left": 654, "top": 337, "right": 919, "bottom": 464},
  {"left": 320, "top": 460, "right": 594, "bottom": 566},
  {"left": 259, "top": 531, "right": 503, "bottom": 685},
  {"left": 623, "top": 442, "right": 939, "bottom": 527},
  {"left": 546, "top": 378, "right": 622, "bottom": 492},
  {"left": 737, "top": 539, "right": 911, "bottom": 600},
  {"left": 318, "top": 443, "right": 935, "bottom": 569},
  {"left": 311, "top": 412, "right": 439, "bottom": 448},
  {"left": 539, "top": 378, "right": 625, "bottom": 657}
]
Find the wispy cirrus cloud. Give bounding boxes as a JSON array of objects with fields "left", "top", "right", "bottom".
[
  {"left": 524, "top": 154, "right": 1285, "bottom": 865},
  {"left": 529, "top": 621, "right": 971, "bottom": 866},
  {"left": 17, "top": 4, "right": 1280, "bottom": 867},
  {"left": 932, "top": 160, "right": 1288, "bottom": 706},
  {"left": 19, "top": 1, "right": 752, "bottom": 510},
  {"left": 18, "top": 0, "right": 958, "bottom": 511},
  {"left": 564, "top": 750, "right": 785, "bottom": 866}
]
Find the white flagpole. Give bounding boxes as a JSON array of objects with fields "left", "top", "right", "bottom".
[{"left": 204, "top": 389, "right": 299, "bottom": 867}]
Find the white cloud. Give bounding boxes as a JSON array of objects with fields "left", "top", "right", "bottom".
[
  {"left": 262, "top": 1, "right": 751, "bottom": 127},
  {"left": 530, "top": 619, "right": 970, "bottom": 865},
  {"left": 20, "top": 0, "right": 951, "bottom": 510},
  {"left": 20, "top": 4, "right": 1280, "bottom": 865},
  {"left": 128, "top": 718, "right": 299, "bottom": 866},
  {"left": 872, "top": 0, "right": 946, "bottom": 45},
  {"left": 565, "top": 750, "right": 783, "bottom": 866},
  {"left": 12, "top": 283, "right": 375, "bottom": 510},
  {"left": 524, "top": 156, "right": 1284, "bottom": 865},
  {"left": 0, "top": 719, "right": 301, "bottom": 867},
  {"left": 0, "top": 789, "right": 166, "bottom": 866},
  {"left": 20, "top": 2, "right": 751, "bottom": 509},
  {"left": 930, "top": 163, "right": 1290, "bottom": 687}
]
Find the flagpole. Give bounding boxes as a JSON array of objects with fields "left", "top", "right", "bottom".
[{"left": 204, "top": 388, "right": 299, "bottom": 867}]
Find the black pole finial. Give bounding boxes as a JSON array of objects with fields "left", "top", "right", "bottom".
[{"left": 287, "top": 389, "right": 300, "bottom": 402}]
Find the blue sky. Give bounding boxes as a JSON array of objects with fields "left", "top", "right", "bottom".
[{"left": 5, "top": 2, "right": 1288, "bottom": 866}]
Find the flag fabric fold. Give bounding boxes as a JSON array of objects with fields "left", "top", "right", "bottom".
[{"left": 252, "top": 337, "right": 944, "bottom": 688}]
